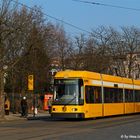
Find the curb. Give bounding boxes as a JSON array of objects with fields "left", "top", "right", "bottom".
[
  {"left": 27, "top": 115, "right": 51, "bottom": 120},
  {"left": 0, "top": 112, "right": 50, "bottom": 122}
]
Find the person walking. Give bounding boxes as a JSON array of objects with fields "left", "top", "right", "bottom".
[
  {"left": 5, "top": 97, "right": 10, "bottom": 115},
  {"left": 32, "top": 96, "right": 38, "bottom": 117},
  {"left": 21, "top": 96, "right": 28, "bottom": 117}
]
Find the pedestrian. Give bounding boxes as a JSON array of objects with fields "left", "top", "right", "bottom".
[
  {"left": 48, "top": 97, "right": 52, "bottom": 114},
  {"left": 5, "top": 97, "right": 10, "bottom": 115},
  {"left": 21, "top": 96, "right": 28, "bottom": 117},
  {"left": 32, "top": 96, "right": 38, "bottom": 117}
]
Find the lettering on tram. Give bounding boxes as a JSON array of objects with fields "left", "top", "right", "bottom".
[{"left": 51, "top": 70, "right": 140, "bottom": 119}]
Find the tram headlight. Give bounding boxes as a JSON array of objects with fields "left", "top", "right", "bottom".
[
  {"left": 72, "top": 108, "right": 78, "bottom": 112},
  {"left": 52, "top": 108, "right": 56, "bottom": 111}
]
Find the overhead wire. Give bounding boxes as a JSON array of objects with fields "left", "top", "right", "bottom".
[
  {"left": 73, "top": 0, "right": 140, "bottom": 12},
  {"left": 10, "top": 0, "right": 91, "bottom": 34}
]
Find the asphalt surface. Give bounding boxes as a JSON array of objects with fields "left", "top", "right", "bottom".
[
  {"left": 0, "top": 113, "right": 140, "bottom": 140},
  {"left": 0, "top": 111, "right": 50, "bottom": 122}
]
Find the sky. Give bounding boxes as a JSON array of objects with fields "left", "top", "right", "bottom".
[{"left": 18, "top": 0, "right": 140, "bottom": 36}]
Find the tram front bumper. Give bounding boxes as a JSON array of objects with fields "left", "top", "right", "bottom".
[{"left": 51, "top": 113, "right": 85, "bottom": 119}]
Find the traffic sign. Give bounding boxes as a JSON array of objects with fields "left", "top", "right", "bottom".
[{"left": 28, "top": 75, "right": 34, "bottom": 90}]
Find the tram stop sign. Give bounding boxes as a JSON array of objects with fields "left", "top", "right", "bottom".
[{"left": 28, "top": 75, "right": 34, "bottom": 90}]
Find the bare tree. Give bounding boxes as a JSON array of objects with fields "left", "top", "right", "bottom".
[
  {"left": 0, "top": 0, "right": 18, "bottom": 118},
  {"left": 65, "top": 34, "right": 86, "bottom": 70},
  {"left": 121, "top": 26, "right": 140, "bottom": 78},
  {"left": 106, "top": 27, "right": 127, "bottom": 76},
  {"left": 87, "top": 26, "right": 112, "bottom": 73},
  {"left": 108, "top": 26, "right": 140, "bottom": 78},
  {"left": 0, "top": 1, "right": 56, "bottom": 116},
  {"left": 54, "top": 26, "right": 70, "bottom": 70}
]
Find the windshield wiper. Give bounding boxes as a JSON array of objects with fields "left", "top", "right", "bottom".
[{"left": 64, "top": 96, "right": 76, "bottom": 106}]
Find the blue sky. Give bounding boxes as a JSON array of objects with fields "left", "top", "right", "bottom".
[{"left": 19, "top": 0, "right": 140, "bottom": 36}]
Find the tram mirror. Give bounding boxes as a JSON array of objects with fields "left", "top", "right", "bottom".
[
  {"left": 79, "top": 99, "right": 84, "bottom": 105},
  {"left": 81, "top": 86, "right": 84, "bottom": 99}
]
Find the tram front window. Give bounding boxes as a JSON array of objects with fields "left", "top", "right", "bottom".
[{"left": 53, "top": 79, "right": 83, "bottom": 105}]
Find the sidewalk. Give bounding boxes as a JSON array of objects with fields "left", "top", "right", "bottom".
[{"left": 0, "top": 110, "right": 50, "bottom": 122}]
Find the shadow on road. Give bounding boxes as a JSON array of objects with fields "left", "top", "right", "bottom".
[{"left": 27, "top": 116, "right": 86, "bottom": 122}]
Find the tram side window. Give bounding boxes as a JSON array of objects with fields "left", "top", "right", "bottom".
[
  {"left": 104, "top": 87, "right": 123, "bottom": 103},
  {"left": 85, "top": 86, "right": 94, "bottom": 103},
  {"left": 115, "top": 89, "right": 123, "bottom": 102},
  {"left": 135, "top": 90, "right": 140, "bottom": 102},
  {"left": 85, "top": 86, "right": 102, "bottom": 103},
  {"left": 94, "top": 86, "right": 102, "bottom": 103},
  {"left": 125, "top": 89, "right": 133, "bottom": 102},
  {"left": 104, "top": 88, "right": 114, "bottom": 103}
]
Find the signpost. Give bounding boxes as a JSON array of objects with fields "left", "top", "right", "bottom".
[
  {"left": 28, "top": 74, "right": 37, "bottom": 117},
  {"left": 28, "top": 75, "right": 34, "bottom": 91},
  {"left": 28, "top": 75, "right": 36, "bottom": 117}
]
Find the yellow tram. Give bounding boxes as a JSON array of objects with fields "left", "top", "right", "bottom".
[{"left": 51, "top": 70, "right": 140, "bottom": 119}]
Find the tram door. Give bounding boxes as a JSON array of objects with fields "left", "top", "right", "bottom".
[
  {"left": 85, "top": 86, "right": 102, "bottom": 118},
  {"left": 85, "top": 86, "right": 94, "bottom": 117}
]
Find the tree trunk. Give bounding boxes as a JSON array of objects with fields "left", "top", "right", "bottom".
[{"left": 0, "top": 71, "right": 5, "bottom": 118}]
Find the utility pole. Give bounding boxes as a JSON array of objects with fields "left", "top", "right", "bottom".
[{"left": 0, "top": 70, "right": 5, "bottom": 118}]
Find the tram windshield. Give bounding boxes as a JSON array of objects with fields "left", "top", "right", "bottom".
[{"left": 53, "top": 79, "right": 84, "bottom": 105}]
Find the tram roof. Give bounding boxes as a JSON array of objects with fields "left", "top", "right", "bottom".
[
  {"left": 55, "top": 70, "right": 140, "bottom": 85},
  {"left": 55, "top": 70, "right": 101, "bottom": 80},
  {"left": 133, "top": 79, "right": 140, "bottom": 86},
  {"left": 55, "top": 70, "right": 122, "bottom": 82}
]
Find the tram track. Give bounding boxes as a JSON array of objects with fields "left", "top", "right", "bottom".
[
  {"left": 16, "top": 116, "right": 140, "bottom": 140},
  {"left": 92, "top": 117, "right": 140, "bottom": 129},
  {"left": 66, "top": 114, "right": 140, "bottom": 129},
  {"left": 0, "top": 114, "right": 140, "bottom": 140}
]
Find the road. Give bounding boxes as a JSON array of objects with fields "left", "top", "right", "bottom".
[{"left": 0, "top": 114, "right": 140, "bottom": 140}]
